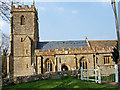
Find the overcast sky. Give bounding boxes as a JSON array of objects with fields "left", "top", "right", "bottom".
[{"left": 0, "top": 1, "right": 118, "bottom": 41}]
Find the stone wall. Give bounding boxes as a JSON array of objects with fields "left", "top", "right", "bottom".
[
  {"left": 34, "top": 45, "right": 116, "bottom": 76},
  {"left": 100, "top": 65, "right": 115, "bottom": 76},
  {"left": 36, "top": 53, "right": 115, "bottom": 76},
  {"left": 2, "top": 74, "right": 43, "bottom": 86},
  {"left": 35, "top": 46, "right": 113, "bottom": 56},
  {"left": 2, "top": 70, "right": 79, "bottom": 86},
  {"left": 13, "top": 57, "right": 34, "bottom": 77}
]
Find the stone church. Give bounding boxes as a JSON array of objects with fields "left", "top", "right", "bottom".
[{"left": 7, "top": 3, "right": 117, "bottom": 77}]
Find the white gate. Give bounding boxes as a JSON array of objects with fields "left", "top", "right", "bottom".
[
  {"left": 78, "top": 66, "right": 101, "bottom": 84},
  {"left": 78, "top": 65, "right": 119, "bottom": 83}
]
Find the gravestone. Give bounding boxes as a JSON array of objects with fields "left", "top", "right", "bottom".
[{"left": 50, "top": 74, "right": 61, "bottom": 79}]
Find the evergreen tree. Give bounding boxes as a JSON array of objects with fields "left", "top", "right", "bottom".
[
  {"left": 2, "top": 48, "right": 8, "bottom": 56},
  {"left": 112, "top": 44, "right": 119, "bottom": 64}
]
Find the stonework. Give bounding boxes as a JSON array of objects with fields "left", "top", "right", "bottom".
[{"left": 7, "top": 3, "right": 117, "bottom": 78}]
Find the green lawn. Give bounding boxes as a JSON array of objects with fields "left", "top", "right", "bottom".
[{"left": 2, "top": 76, "right": 119, "bottom": 89}]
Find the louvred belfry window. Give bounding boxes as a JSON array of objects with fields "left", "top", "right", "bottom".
[{"left": 21, "top": 16, "right": 25, "bottom": 25}]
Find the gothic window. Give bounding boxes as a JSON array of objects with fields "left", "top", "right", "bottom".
[
  {"left": 80, "top": 57, "right": 88, "bottom": 69},
  {"left": 74, "top": 57, "right": 78, "bottom": 69},
  {"left": 104, "top": 56, "right": 111, "bottom": 64},
  {"left": 21, "top": 15, "right": 25, "bottom": 25},
  {"left": 50, "top": 62, "right": 52, "bottom": 71},
  {"left": 45, "top": 59, "right": 53, "bottom": 72},
  {"left": 59, "top": 58, "right": 61, "bottom": 63},
  {"left": 96, "top": 57, "right": 98, "bottom": 64}
]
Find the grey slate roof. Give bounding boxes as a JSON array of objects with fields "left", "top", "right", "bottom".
[
  {"left": 89, "top": 40, "right": 117, "bottom": 48},
  {"left": 37, "top": 40, "right": 88, "bottom": 51}
]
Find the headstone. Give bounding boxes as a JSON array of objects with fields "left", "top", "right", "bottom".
[
  {"left": 50, "top": 74, "right": 61, "bottom": 79},
  {"left": 64, "top": 74, "right": 67, "bottom": 76}
]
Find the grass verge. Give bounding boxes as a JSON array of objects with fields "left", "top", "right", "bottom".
[{"left": 2, "top": 76, "right": 119, "bottom": 89}]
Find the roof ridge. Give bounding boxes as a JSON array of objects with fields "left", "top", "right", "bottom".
[
  {"left": 39, "top": 40, "right": 86, "bottom": 42},
  {"left": 89, "top": 40, "right": 117, "bottom": 42}
]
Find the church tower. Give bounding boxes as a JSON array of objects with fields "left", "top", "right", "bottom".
[{"left": 7, "top": 2, "right": 39, "bottom": 77}]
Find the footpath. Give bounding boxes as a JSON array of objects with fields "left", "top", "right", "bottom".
[{"left": 102, "top": 81, "right": 120, "bottom": 88}]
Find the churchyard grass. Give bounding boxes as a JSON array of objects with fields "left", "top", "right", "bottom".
[{"left": 2, "top": 76, "right": 119, "bottom": 89}]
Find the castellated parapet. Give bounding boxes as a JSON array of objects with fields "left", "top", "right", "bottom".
[
  {"left": 35, "top": 46, "right": 114, "bottom": 56},
  {"left": 11, "top": 4, "right": 37, "bottom": 13}
]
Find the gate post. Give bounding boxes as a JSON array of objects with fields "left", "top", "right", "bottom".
[
  {"left": 87, "top": 69, "right": 89, "bottom": 81},
  {"left": 81, "top": 67, "right": 83, "bottom": 80},
  {"left": 95, "top": 69, "right": 97, "bottom": 83},
  {"left": 98, "top": 66, "right": 101, "bottom": 84},
  {"left": 115, "top": 64, "right": 118, "bottom": 83}
]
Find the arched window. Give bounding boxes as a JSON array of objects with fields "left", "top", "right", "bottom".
[
  {"left": 80, "top": 57, "right": 88, "bottom": 69},
  {"left": 21, "top": 16, "right": 25, "bottom": 25},
  {"left": 50, "top": 62, "right": 52, "bottom": 71},
  {"left": 45, "top": 59, "right": 53, "bottom": 72}
]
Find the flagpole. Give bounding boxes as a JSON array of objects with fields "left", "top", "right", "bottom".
[
  {"left": 112, "top": 0, "right": 120, "bottom": 82},
  {"left": 112, "top": 1, "right": 119, "bottom": 40}
]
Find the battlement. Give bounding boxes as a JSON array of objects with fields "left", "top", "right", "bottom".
[
  {"left": 11, "top": 4, "right": 37, "bottom": 12},
  {"left": 53, "top": 46, "right": 92, "bottom": 51},
  {"left": 38, "top": 46, "right": 114, "bottom": 52},
  {"left": 35, "top": 46, "right": 114, "bottom": 56}
]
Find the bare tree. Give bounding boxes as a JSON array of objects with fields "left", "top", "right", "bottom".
[
  {"left": 0, "top": 0, "right": 20, "bottom": 78},
  {"left": 0, "top": 30, "right": 9, "bottom": 55},
  {"left": 0, "top": 0, "right": 19, "bottom": 22},
  {"left": 0, "top": 0, "right": 20, "bottom": 53},
  {"left": 0, "top": 30, "right": 9, "bottom": 78}
]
